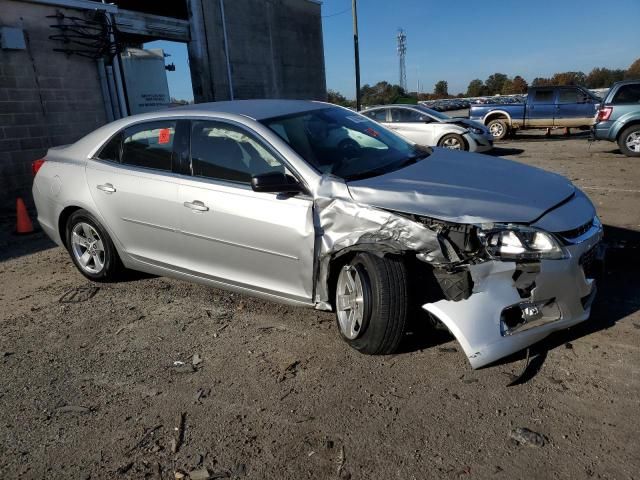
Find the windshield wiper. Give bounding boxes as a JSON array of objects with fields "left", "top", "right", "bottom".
[{"left": 397, "top": 149, "right": 431, "bottom": 169}]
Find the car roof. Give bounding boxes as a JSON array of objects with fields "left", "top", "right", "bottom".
[{"left": 168, "top": 99, "right": 330, "bottom": 120}]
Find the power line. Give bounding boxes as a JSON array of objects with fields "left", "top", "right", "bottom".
[{"left": 322, "top": 7, "right": 351, "bottom": 18}]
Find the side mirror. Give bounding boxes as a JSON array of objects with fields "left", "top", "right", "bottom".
[{"left": 251, "top": 172, "right": 303, "bottom": 194}]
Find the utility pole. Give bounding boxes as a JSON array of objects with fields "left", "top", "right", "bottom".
[
  {"left": 397, "top": 29, "right": 407, "bottom": 91},
  {"left": 352, "top": 0, "right": 361, "bottom": 111}
]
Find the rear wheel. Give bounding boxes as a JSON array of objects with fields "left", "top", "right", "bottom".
[
  {"left": 438, "top": 133, "right": 466, "bottom": 150},
  {"left": 487, "top": 118, "right": 508, "bottom": 140},
  {"left": 66, "top": 209, "right": 123, "bottom": 282},
  {"left": 618, "top": 125, "right": 640, "bottom": 157},
  {"left": 335, "top": 253, "right": 408, "bottom": 355}
]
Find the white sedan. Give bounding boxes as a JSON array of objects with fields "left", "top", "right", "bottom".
[{"left": 362, "top": 104, "right": 494, "bottom": 152}]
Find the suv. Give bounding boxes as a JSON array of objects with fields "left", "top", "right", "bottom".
[{"left": 593, "top": 80, "right": 640, "bottom": 157}]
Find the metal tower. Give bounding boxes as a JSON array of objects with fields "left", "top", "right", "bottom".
[{"left": 397, "top": 29, "right": 407, "bottom": 91}]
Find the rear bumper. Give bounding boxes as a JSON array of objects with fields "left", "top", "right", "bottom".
[
  {"left": 423, "top": 220, "right": 603, "bottom": 369},
  {"left": 592, "top": 121, "right": 615, "bottom": 141}
]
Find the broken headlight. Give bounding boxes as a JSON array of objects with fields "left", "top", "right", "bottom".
[{"left": 479, "top": 225, "right": 567, "bottom": 261}]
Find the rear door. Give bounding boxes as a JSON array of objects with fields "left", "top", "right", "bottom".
[
  {"left": 85, "top": 120, "right": 186, "bottom": 263},
  {"left": 176, "top": 119, "right": 315, "bottom": 303},
  {"left": 555, "top": 87, "right": 596, "bottom": 127},
  {"left": 387, "top": 107, "right": 436, "bottom": 145},
  {"left": 526, "top": 88, "right": 555, "bottom": 127}
]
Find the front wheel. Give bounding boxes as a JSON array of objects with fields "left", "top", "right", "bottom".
[
  {"left": 335, "top": 253, "right": 408, "bottom": 355},
  {"left": 618, "top": 125, "right": 640, "bottom": 157},
  {"left": 487, "top": 118, "right": 509, "bottom": 140},
  {"left": 438, "top": 133, "right": 466, "bottom": 150},
  {"left": 66, "top": 209, "right": 124, "bottom": 282}
]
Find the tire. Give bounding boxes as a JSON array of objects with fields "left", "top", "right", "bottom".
[
  {"left": 438, "top": 133, "right": 466, "bottom": 150},
  {"left": 617, "top": 125, "right": 640, "bottom": 157},
  {"left": 65, "top": 209, "right": 123, "bottom": 282},
  {"left": 334, "top": 253, "right": 408, "bottom": 355},
  {"left": 487, "top": 118, "right": 508, "bottom": 140}
]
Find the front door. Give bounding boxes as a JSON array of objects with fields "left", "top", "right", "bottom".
[
  {"left": 85, "top": 120, "right": 183, "bottom": 263},
  {"left": 555, "top": 87, "right": 596, "bottom": 127},
  {"left": 387, "top": 107, "right": 435, "bottom": 146},
  {"left": 177, "top": 120, "right": 315, "bottom": 303}
]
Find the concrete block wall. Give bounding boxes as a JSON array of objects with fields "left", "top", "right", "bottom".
[
  {"left": 194, "top": 0, "right": 326, "bottom": 103},
  {"left": 0, "top": 0, "right": 107, "bottom": 212}
]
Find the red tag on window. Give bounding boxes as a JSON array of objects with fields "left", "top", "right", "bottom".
[
  {"left": 158, "top": 128, "right": 171, "bottom": 144},
  {"left": 365, "top": 127, "right": 380, "bottom": 138}
]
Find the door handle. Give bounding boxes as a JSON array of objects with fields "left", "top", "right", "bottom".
[
  {"left": 183, "top": 200, "right": 209, "bottom": 212},
  {"left": 97, "top": 183, "right": 116, "bottom": 193}
]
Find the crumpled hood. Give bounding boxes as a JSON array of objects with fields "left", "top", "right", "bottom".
[{"left": 346, "top": 148, "right": 576, "bottom": 224}]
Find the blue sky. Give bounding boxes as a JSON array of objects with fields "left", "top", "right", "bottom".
[{"left": 148, "top": 0, "right": 640, "bottom": 101}]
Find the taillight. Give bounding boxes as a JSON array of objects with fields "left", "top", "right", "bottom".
[
  {"left": 597, "top": 107, "right": 613, "bottom": 122},
  {"left": 32, "top": 158, "right": 46, "bottom": 176}
]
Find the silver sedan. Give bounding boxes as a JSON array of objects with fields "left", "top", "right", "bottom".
[
  {"left": 32, "top": 100, "right": 602, "bottom": 369},
  {"left": 362, "top": 104, "right": 493, "bottom": 152}
]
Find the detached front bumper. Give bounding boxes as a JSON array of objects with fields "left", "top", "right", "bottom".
[
  {"left": 465, "top": 132, "right": 494, "bottom": 153},
  {"left": 423, "top": 222, "right": 603, "bottom": 369}
]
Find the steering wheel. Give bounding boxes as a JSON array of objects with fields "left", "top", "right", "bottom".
[{"left": 338, "top": 138, "right": 361, "bottom": 158}]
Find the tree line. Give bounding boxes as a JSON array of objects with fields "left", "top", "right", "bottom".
[{"left": 328, "top": 57, "right": 640, "bottom": 106}]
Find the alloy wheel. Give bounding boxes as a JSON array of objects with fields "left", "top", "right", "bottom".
[
  {"left": 625, "top": 131, "right": 640, "bottom": 153},
  {"left": 336, "top": 265, "right": 365, "bottom": 340},
  {"left": 442, "top": 137, "right": 462, "bottom": 149},
  {"left": 71, "top": 222, "right": 105, "bottom": 274}
]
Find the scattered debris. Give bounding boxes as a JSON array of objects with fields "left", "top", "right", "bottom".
[
  {"left": 56, "top": 405, "right": 91, "bottom": 414},
  {"left": 189, "top": 468, "right": 211, "bottom": 480},
  {"left": 279, "top": 388, "right": 294, "bottom": 401},
  {"left": 171, "top": 363, "right": 196, "bottom": 374},
  {"left": 127, "top": 424, "right": 162, "bottom": 454},
  {"left": 509, "top": 427, "right": 546, "bottom": 447},
  {"left": 194, "top": 388, "right": 210, "bottom": 403},
  {"left": 192, "top": 354, "right": 203, "bottom": 366},
  {"left": 438, "top": 347, "right": 458, "bottom": 353},
  {"left": 565, "top": 342, "right": 574, "bottom": 350},
  {"left": 336, "top": 445, "right": 346, "bottom": 476},
  {"left": 59, "top": 286, "right": 99, "bottom": 303},
  {"left": 117, "top": 462, "right": 134, "bottom": 475},
  {"left": 171, "top": 412, "right": 186, "bottom": 454}
]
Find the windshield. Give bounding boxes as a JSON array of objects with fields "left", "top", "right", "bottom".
[{"left": 261, "top": 107, "right": 429, "bottom": 181}]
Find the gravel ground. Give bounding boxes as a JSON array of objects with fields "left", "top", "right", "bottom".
[{"left": 1, "top": 132, "right": 639, "bottom": 479}]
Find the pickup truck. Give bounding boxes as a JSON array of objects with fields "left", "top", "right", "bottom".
[
  {"left": 592, "top": 80, "right": 640, "bottom": 157},
  {"left": 469, "top": 86, "right": 600, "bottom": 140}
]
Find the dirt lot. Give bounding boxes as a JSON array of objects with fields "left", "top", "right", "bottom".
[{"left": 1, "top": 132, "right": 639, "bottom": 479}]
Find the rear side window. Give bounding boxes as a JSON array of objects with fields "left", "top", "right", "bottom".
[
  {"left": 532, "top": 90, "right": 554, "bottom": 103},
  {"left": 121, "top": 121, "right": 177, "bottom": 171},
  {"left": 611, "top": 84, "right": 640, "bottom": 104},
  {"left": 363, "top": 109, "right": 388, "bottom": 122},
  {"left": 190, "top": 121, "right": 285, "bottom": 184},
  {"left": 97, "top": 133, "right": 122, "bottom": 163}
]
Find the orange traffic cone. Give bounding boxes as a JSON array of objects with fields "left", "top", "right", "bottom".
[{"left": 15, "top": 197, "right": 34, "bottom": 234}]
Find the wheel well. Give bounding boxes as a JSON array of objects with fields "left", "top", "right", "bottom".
[
  {"left": 438, "top": 133, "right": 468, "bottom": 150},
  {"left": 484, "top": 112, "right": 509, "bottom": 126},
  {"left": 616, "top": 121, "right": 640, "bottom": 141},
  {"left": 58, "top": 206, "right": 82, "bottom": 248}
]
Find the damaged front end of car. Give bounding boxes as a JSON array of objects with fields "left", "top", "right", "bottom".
[{"left": 313, "top": 175, "right": 604, "bottom": 369}]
